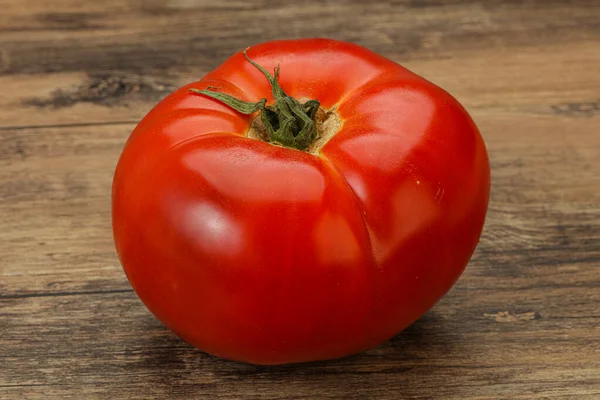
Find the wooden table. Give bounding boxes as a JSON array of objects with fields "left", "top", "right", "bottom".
[{"left": 2, "top": 1, "right": 599, "bottom": 398}]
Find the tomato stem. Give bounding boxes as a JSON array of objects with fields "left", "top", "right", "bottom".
[{"left": 189, "top": 50, "right": 321, "bottom": 151}]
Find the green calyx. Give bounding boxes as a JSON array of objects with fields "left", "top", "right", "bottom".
[{"left": 189, "top": 50, "right": 320, "bottom": 151}]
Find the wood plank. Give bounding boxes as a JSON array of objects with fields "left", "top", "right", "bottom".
[
  {"left": 0, "top": 123, "right": 129, "bottom": 297},
  {"left": 1, "top": 111, "right": 599, "bottom": 295},
  {"left": 2, "top": 40, "right": 599, "bottom": 127},
  {"left": 1, "top": 1, "right": 600, "bottom": 127},
  {"left": 2, "top": 0, "right": 598, "bottom": 77},
  {"left": 2, "top": 291, "right": 599, "bottom": 399}
]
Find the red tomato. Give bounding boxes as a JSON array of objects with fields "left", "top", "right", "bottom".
[{"left": 112, "top": 38, "right": 490, "bottom": 365}]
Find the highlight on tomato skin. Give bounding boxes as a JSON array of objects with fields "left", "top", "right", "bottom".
[{"left": 112, "top": 38, "right": 490, "bottom": 365}]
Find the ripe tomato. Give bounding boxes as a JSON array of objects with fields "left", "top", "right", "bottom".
[{"left": 112, "top": 38, "right": 490, "bottom": 365}]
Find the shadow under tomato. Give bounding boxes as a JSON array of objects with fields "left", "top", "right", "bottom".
[{"left": 132, "top": 311, "right": 458, "bottom": 398}]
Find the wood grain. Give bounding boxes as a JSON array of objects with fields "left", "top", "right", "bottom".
[{"left": 1, "top": 0, "right": 600, "bottom": 398}]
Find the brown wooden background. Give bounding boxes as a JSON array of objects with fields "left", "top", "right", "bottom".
[{"left": 2, "top": 0, "right": 600, "bottom": 398}]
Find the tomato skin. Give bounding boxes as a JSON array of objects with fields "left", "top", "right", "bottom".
[{"left": 112, "top": 38, "right": 490, "bottom": 365}]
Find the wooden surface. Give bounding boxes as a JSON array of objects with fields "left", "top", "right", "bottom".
[{"left": 2, "top": 0, "right": 600, "bottom": 398}]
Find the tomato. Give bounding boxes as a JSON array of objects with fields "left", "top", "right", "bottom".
[{"left": 112, "top": 38, "right": 490, "bottom": 365}]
